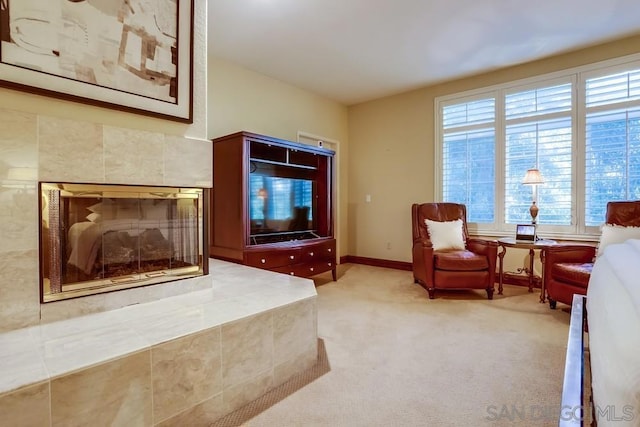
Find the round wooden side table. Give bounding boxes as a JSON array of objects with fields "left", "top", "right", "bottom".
[{"left": 497, "top": 237, "right": 558, "bottom": 302}]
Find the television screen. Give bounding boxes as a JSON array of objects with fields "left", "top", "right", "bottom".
[{"left": 249, "top": 174, "right": 316, "bottom": 239}]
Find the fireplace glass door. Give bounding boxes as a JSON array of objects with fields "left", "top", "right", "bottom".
[{"left": 40, "top": 183, "right": 206, "bottom": 302}]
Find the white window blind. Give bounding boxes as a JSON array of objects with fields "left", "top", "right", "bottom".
[
  {"left": 504, "top": 83, "right": 573, "bottom": 225},
  {"left": 441, "top": 99, "right": 496, "bottom": 223},
  {"left": 443, "top": 99, "right": 495, "bottom": 128},
  {"left": 585, "top": 69, "right": 640, "bottom": 225}
]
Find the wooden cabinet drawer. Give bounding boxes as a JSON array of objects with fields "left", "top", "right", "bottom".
[
  {"left": 245, "top": 248, "right": 301, "bottom": 268},
  {"left": 272, "top": 259, "right": 335, "bottom": 278},
  {"left": 301, "top": 240, "right": 336, "bottom": 262}
]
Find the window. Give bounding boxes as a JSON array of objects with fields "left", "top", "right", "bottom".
[
  {"left": 441, "top": 99, "right": 495, "bottom": 223},
  {"left": 436, "top": 54, "right": 640, "bottom": 239},
  {"left": 584, "top": 69, "right": 640, "bottom": 225},
  {"left": 504, "top": 83, "right": 573, "bottom": 226}
]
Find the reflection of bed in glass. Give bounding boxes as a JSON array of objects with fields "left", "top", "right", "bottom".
[
  {"left": 64, "top": 198, "right": 198, "bottom": 283},
  {"left": 249, "top": 175, "right": 318, "bottom": 244}
]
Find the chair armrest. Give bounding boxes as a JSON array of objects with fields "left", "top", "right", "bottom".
[
  {"left": 467, "top": 239, "right": 498, "bottom": 282},
  {"left": 544, "top": 244, "right": 596, "bottom": 264},
  {"left": 467, "top": 238, "right": 498, "bottom": 258}
]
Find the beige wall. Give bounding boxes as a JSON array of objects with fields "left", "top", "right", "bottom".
[
  {"left": 207, "top": 57, "right": 350, "bottom": 259},
  {"left": 347, "top": 34, "right": 640, "bottom": 272}
]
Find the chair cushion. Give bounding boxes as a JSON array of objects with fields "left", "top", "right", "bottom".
[
  {"left": 434, "top": 250, "right": 488, "bottom": 271},
  {"left": 551, "top": 262, "right": 593, "bottom": 288}
]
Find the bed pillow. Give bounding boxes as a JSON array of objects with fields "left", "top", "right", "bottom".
[
  {"left": 85, "top": 212, "right": 102, "bottom": 223},
  {"left": 87, "top": 200, "right": 117, "bottom": 220},
  {"left": 596, "top": 224, "right": 640, "bottom": 257},
  {"left": 424, "top": 218, "right": 465, "bottom": 251}
]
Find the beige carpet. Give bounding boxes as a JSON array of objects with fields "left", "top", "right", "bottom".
[{"left": 214, "top": 263, "right": 572, "bottom": 427}]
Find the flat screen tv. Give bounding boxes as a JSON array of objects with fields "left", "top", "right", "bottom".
[{"left": 249, "top": 174, "right": 318, "bottom": 244}]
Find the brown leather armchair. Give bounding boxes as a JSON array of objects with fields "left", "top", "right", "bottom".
[
  {"left": 543, "top": 200, "right": 640, "bottom": 309},
  {"left": 411, "top": 203, "right": 498, "bottom": 299}
]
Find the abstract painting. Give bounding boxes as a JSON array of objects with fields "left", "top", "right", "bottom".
[{"left": 0, "top": 0, "right": 193, "bottom": 122}]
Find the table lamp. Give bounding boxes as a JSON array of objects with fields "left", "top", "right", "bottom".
[{"left": 522, "top": 168, "right": 544, "bottom": 224}]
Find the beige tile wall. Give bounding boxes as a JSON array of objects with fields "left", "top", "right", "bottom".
[{"left": 0, "top": 297, "right": 317, "bottom": 426}]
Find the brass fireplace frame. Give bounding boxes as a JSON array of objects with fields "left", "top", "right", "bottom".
[{"left": 40, "top": 182, "right": 209, "bottom": 303}]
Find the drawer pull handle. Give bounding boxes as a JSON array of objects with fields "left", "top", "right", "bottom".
[
  {"left": 261, "top": 259, "right": 266, "bottom": 264},
  {"left": 328, "top": 248, "right": 332, "bottom": 252},
  {"left": 290, "top": 255, "right": 295, "bottom": 260},
  {"left": 309, "top": 252, "right": 314, "bottom": 256},
  {"left": 310, "top": 267, "right": 314, "bottom": 272},
  {"left": 328, "top": 263, "right": 332, "bottom": 266},
  {"left": 290, "top": 272, "right": 294, "bottom": 275}
]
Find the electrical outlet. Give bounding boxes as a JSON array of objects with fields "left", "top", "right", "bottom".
[{"left": 386, "top": 242, "right": 391, "bottom": 250}]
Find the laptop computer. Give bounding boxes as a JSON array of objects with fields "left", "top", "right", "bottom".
[{"left": 515, "top": 224, "right": 537, "bottom": 242}]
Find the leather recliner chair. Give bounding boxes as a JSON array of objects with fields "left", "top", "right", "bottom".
[
  {"left": 543, "top": 200, "right": 640, "bottom": 309},
  {"left": 411, "top": 203, "right": 498, "bottom": 299}
]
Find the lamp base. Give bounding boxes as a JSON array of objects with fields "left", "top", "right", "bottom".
[{"left": 529, "top": 201, "right": 539, "bottom": 224}]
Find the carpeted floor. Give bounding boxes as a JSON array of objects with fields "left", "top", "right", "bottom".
[{"left": 213, "top": 263, "right": 573, "bottom": 427}]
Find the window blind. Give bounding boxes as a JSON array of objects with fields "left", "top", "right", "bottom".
[
  {"left": 504, "top": 83, "right": 573, "bottom": 225},
  {"left": 585, "top": 69, "right": 640, "bottom": 225},
  {"left": 442, "top": 99, "right": 496, "bottom": 223}
]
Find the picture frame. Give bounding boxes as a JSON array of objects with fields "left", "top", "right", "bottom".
[
  {"left": 515, "top": 224, "right": 537, "bottom": 242},
  {"left": 0, "top": 0, "right": 193, "bottom": 122}
]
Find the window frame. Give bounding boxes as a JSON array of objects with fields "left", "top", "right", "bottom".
[{"left": 435, "top": 53, "right": 640, "bottom": 241}]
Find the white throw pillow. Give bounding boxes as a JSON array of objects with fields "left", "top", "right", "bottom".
[
  {"left": 596, "top": 224, "right": 640, "bottom": 257},
  {"left": 424, "top": 218, "right": 465, "bottom": 251}
]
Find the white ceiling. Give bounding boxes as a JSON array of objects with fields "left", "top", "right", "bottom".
[{"left": 208, "top": 0, "right": 640, "bottom": 105}]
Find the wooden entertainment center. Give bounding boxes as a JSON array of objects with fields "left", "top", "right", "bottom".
[{"left": 210, "top": 131, "right": 337, "bottom": 280}]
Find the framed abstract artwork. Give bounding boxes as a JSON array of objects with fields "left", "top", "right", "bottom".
[{"left": 0, "top": 0, "right": 193, "bottom": 122}]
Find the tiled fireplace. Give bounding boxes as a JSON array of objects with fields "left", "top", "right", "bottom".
[
  {"left": 0, "top": 110, "right": 319, "bottom": 426},
  {"left": 0, "top": 108, "right": 213, "bottom": 332}
]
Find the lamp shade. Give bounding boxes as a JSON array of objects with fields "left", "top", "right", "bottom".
[{"left": 522, "top": 168, "right": 544, "bottom": 185}]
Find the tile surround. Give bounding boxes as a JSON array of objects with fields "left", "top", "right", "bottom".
[
  {"left": 103, "top": 126, "right": 164, "bottom": 185},
  {"left": 0, "top": 108, "right": 213, "bottom": 334},
  {"left": 38, "top": 115, "right": 105, "bottom": 183},
  {"left": 151, "top": 328, "right": 223, "bottom": 422},
  {"left": 0, "top": 382, "right": 50, "bottom": 426},
  {"left": 50, "top": 350, "right": 153, "bottom": 426},
  {"left": 0, "top": 259, "right": 318, "bottom": 426}
]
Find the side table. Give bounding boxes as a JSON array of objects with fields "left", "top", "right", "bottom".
[{"left": 497, "top": 237, "right": 558, "bottom": 302}]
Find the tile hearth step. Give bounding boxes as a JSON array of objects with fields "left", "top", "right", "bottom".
[{"left": 0, "top": 259, "right": 318, "bottom": 426}]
